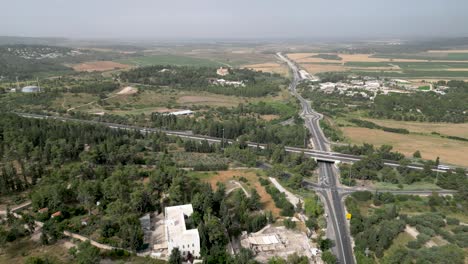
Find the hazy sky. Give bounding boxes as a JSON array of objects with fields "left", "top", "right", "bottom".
[{"left": 1, "top": 0, "right": 467, "bottom": 40}]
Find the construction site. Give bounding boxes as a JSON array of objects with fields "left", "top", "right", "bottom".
[{"left": 240, "top": 224, "right": 322, "bottom": 263}]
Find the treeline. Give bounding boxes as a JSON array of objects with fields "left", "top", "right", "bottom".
[
  {"left": 370, "top": 80, "right": 468, "bottom": 123},
  {"left": 119, "top": 65, "right": 284, "bottom": 97},
  {"left": 265, "top": 185, "right": 295, "bottom": 216},
  {"left": 334, "top": 143, "right": 405, "bottom": 161},
  {"left": 349, "top": 119, "right": 409, "bottom": 134},
  {"left": 150, "top": 112, "right": 308, "bottom": 147}
]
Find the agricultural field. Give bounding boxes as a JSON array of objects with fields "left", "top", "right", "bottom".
[
  {"left": 243, "top": 62, "right": 290, "bottom": 77},
  {"left": 341, "top": 127, "right": 468, "bottom": 166},
  {"left": 287, "top": 52, "right": 468, "bottom": 79},
  {"left": 72, "top": 61, "right": 131, "bottom": 72},
  {"left": 361, "top": 118, "right": 468, "bottom": 139},
  {"left": 117, "top": 54, "right": 226, "bottom": 67}
]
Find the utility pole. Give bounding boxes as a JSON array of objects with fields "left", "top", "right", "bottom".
[{"left": 222, "top": 128, "right": 225, "bottom": 149}]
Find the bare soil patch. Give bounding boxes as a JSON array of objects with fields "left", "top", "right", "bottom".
[
  {"left": 72, "top": 61, "right": 131, "bottom": 72},
  {"left": 203, "top": 170, "right": 281, "bottom": 217},
  {"left": 342, "top": 127, "right": 468, "bottom": 166},
  {"left": 259, "top": 114, "right": 280, "bottom": 121},
  {"left": 302, "top": 63, "right": 346, "bottom": 74},
  {"left": 116, "top": 86, "right": 138, "bottom": 95},
  {"left": 177, "top": 95, "right": 241, "bottom": 107},
  {"left": 243, "top": 63, "right": 289, "bottom": 76}
]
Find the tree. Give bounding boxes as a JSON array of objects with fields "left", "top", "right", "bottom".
[
  {"left": 413, "top": 150, "right": 422, "bottom": 158},
  {"left": 319, "top": 237, "right": 334, "bottom": 251},
  {"left": 249, "top": 189, "right": 261, "bottom": 210},
  {"left": 169, "top": 248, "right": 182, "bottom": 264},
  {"left": 322, "top": 251, "right": 337, "bottom": 264}
]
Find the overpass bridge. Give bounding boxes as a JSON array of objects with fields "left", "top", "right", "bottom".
[{"left": 15, "top": 112, "right": 460, "bottom": 174}]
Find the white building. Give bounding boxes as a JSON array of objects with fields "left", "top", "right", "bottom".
[
  {"left": 166, "top": 110, "right": 194, "bottom": 116},
  {"left": 216, "top": 67, "right": 229, "bottom": 76},
  {"left": 165, "top": 204, "right": 201, "bottom": 258},
  {"left": 21, "top": 85, "right": 41, "bottom": 93}
]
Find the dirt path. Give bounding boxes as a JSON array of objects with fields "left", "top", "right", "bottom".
[
  {"left": 226, "top": 180, "right": 251, "bottom": 197},
  {"left": 405, "top": 225, "right": 437, "bottom": 247},
  {"left": 269, "top": 177, "right": 302, "bottom": 208}
]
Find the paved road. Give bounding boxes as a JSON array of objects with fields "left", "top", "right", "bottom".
[
  {"left": 277, "top": 52, "right": 354, "bottom": 264},
  {"left": 14, "top": 117, "right": 459, "bottom": 174}
]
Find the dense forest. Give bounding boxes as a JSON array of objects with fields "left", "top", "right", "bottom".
[
  {"left": 0, "top": 113, "right": 319, "bottom": 263},
  {"left": 119, "top": 65, "right": 286, "bottom": 97}
]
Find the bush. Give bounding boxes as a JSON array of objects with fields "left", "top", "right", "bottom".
[
  {"left": 351, "top": 191, "right": 373, "bottom": 201},
  {"left": 446, "top": 217, "right": 460, "bottom": 225},
  {"left": 283, "top": 218, "right": 296, "bottom": 229}
]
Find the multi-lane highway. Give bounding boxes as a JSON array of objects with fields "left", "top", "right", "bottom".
[
  {"left": 15, "top": 62, "right": 462, "bottom": 263},
  {"left": 277, "top": 52, "right": 355, "bottom": 264},
  {"left": 15, "top": 112, "right": 457, "bottom": 175}
]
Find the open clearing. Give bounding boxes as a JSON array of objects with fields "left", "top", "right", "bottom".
[
  {"left": 72, "top": 61, "right": 131, "bottom": 72},
  {"left": 243, "top": 62, "right": 289, "bottom": 76},
  {"left": 200, "top": 169, "right": 281, "bottom": 217},
  {"left": 116, "top": 86, "right": 138, "bottom": 95},
  {"left": 177, "top": 95, "right": 244, "bottom": 107},
  {"left": 341, "top": 127, "right": 468, "bottom": 166},
  {"left": 363, "top": 118, "right": 468, "bottom": 138}
]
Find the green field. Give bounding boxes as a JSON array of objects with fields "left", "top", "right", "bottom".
[
  {"left": 352, "top": 70, "right": 468, "bottom": 78},
  {"left": 345, "top": 61, "right": 468, "bottom": 69},
  {"left": 418, "top": 86, "right": 431, "bottom": 91},
  {"left": 117, "top": 54, "right": 226, "bottom": 67}
]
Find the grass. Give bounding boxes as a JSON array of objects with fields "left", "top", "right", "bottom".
[
  {"left": 383, "top": 232, "right": 415, "bottom": 259},
  {"left": 0, "top": 239, "right": 69, "bottom": 263},
  {"left": 418, "top": 86, "right": 431, "bottom": 91},
  {"left": 373, "top": 181, "right": 440, "bottom": 191},
  {"left": 361, "top": 118, "right": 468, "bottom": 139},
  {"left": 341, "top": 127, "right": 468, "bottom": 167},
  {"left": 117, "top": 54, "right": 225, "bottom": 67},
  {"left": 351, "top": 70, "right": 468, "bottom": 78}
]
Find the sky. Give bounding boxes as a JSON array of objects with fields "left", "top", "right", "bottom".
[{"left": 1, "top": 0, "right": 467, "bottom": 40}]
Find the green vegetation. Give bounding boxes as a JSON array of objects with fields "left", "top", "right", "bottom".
[
  {"left": 348, "top": 119, "right": 409, "bottom": 134},
  {"left": 373, "top": 52, "right": 468, "bottom": 61},
  {"left": 346, "top": 192, "right": 466, "bottom": 263},
  {"left": 311, "top": 54, "right": 342, "bottom": 61},
  {"left": 370, "top": 80, "right": 468, "bottom": 123},
  {"left": 120, "top": 65, "right": 285, "bottom": 97},
  {"left": 417, "top": 86, "right": 430, "bottom": 91}
]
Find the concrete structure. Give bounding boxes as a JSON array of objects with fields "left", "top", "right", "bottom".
[
  {"left": 209, "top": 78, "right": 245, "bottom": 87},
  {"left": 140, "top": 213, "right": 151, "bottom": 231},
  {"left": 21, "top": 85, "right": 41, "bottom": 93},
  {"left": 166, "top": 110, "right": 194, "bottom": 116},
  {"left": 165, "top": 204, "right": 200, "bottom": 258},
  {"left": 216, "top": 67, "right": 229, "bottom": 76}
]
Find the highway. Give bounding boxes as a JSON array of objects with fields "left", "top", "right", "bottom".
[
  {"left": 277, "top": 52, "right": 354, "bottom": 264},
  {"left": 15, "top": 112, "right": 457, "bottom": 175}
]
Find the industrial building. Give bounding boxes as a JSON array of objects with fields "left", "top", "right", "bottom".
[{"left": 21, "top": 85, "right": 41, "bottom": 93}]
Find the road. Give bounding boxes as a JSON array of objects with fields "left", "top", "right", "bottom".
[
  {"left": 277, "top": 52, "right": 354, "bottom": 264},
  {"left": 15, "top": 112, "right": 458, "bottom": 174}
]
